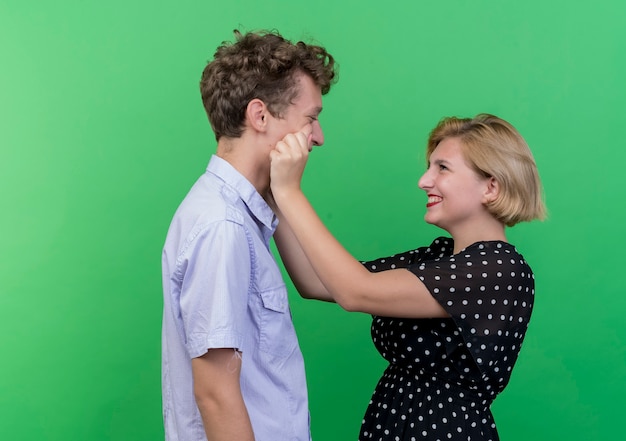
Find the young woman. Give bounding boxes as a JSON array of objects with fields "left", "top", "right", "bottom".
[{"left": 269, "top": 114, "right": 546, "bottom": 441}]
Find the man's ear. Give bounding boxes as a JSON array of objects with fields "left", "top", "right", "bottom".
[
  {"left": 483, "top": 177, "right": 500, "bottom": 203},
  {"left": 246, "top": 99, "right": 268, "bottom": 132}
]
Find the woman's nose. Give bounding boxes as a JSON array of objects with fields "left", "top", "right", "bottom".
[{"left": 418, "top": 170, "right": 432, "bottom": 190}]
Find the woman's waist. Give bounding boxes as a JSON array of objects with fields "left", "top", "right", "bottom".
[{"left": 382, "top": 362, "right": 495, "bottom": 409}]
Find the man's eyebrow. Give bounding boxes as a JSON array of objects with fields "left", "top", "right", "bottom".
[{"left": 311, "top": 106, "right": 323, "bottom": 115}]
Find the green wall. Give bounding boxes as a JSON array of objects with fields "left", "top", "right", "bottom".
[{"left": 2, "top": 0, "right": 624, "bottom": 439}]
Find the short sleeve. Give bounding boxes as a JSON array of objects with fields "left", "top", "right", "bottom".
[
  {"left": 361, "top": 248, "right": 420, "bottom": 272},
  {"left": 408, "top": 241, "right": 535, "bottom": 376},
  {"left": 175, "top": 220, "right": 252, "bottom": 358},
  {"left": 361, "top": 238, "right": 453, "bottom": 273}
]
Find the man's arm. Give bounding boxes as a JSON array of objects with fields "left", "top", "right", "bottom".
[{"left": 191, "top": 348, "right": 255, "bottom": 441}]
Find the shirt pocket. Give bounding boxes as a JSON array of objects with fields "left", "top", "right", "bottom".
[{"left": 258, "top": 287, "right": 298, "bottom": 358}]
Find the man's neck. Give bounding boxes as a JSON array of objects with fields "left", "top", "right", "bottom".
[{"left": 216, "top": 137, "right": 271, "bottom": 198}]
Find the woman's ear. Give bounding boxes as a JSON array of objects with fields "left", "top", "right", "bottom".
[
  {"left": 483, "top": 177, "right": 500, "bottom": 203},
  {"left": 246, "top": 98, "right": 268, "bottom": 132}
]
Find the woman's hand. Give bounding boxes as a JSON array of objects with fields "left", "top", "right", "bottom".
[{"left": 270, "top": 126, "right": 313, "bottom": 200}]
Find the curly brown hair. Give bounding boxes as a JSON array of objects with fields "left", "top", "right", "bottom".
[{"left": 200, "top": 30, "right": 338, "bottom": 141}]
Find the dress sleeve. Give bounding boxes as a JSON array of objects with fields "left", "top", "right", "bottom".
[
  {"left": 174, "top": 220, "right": 251, "bottom": 358},
  {"left": 361, "top": 247, "right": 424, "bottom": 273},
  {"left": 408, "top": 242, "right": 535, "bottom": 377}
]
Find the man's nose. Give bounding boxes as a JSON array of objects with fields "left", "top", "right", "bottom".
[{"left": 311, "top": 121, "right": 324, "bottom": 146}]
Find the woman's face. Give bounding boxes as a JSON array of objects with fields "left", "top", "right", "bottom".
[{"left": 418, "top": 137, "right": 494, "bottom": 234}]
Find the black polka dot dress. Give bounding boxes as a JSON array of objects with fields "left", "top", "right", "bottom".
[{"left": 358, "top": 237, "right": 535, "bottom": 441}]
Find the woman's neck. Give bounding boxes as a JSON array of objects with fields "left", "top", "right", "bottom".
[{"left": 450, "top": 217, "right": 507, "bottom": 254}]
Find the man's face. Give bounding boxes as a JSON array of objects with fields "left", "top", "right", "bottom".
[{"left": 267, "top": 72, "right": 324, "bottom": 149}]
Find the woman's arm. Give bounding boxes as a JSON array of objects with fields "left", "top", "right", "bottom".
[
  {"left": 273, "top": 207, "right": 333, "bottom": 302},
  {"left": 269, "top": 131, "right": 448, "bottom": 318}
]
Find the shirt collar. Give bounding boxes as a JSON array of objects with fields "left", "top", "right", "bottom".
[{"left": 206, "top": 155, "right": 278, "bottom": 233}]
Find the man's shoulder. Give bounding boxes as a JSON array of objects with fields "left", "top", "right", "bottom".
[
  {"left": 164, "top": 201, "right": 250, "bottom": 272},
  {"left": 178, "top": 172, "right": 245, "bottom": 223},
  {"left": 165, "top": 178, "right": 247, "bottom": 247}
]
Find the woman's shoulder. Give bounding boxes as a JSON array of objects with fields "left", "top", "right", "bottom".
[
  {"left": 459, "top": 240, "right": 532, "bottom": 272},
  {"left": 423, "top": 237, "right": 519, "bottom": 257},
  {"left": 360, "top": 237, "right": 453, "bottom": 271},
  {"left": 411, "top": 236, "right": 453, "bottom": 255},
  {"left": 461, "top": 240, "right": 525, "bottom": 258},
  {"left": 462, "top": 240, "right": 515, "bottom": 253}
]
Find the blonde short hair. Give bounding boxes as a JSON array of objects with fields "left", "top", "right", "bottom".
[{"left": 427, "top": 114, "right": 546, "bottom": 227}]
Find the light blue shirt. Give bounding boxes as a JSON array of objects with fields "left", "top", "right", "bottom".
[{"left": 161, "top": 155, "right": 310, "bottom": 441}]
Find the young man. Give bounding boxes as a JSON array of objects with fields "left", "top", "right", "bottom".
[{"left": 161, "top": 30, "right": 337, "bottom": 441}]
